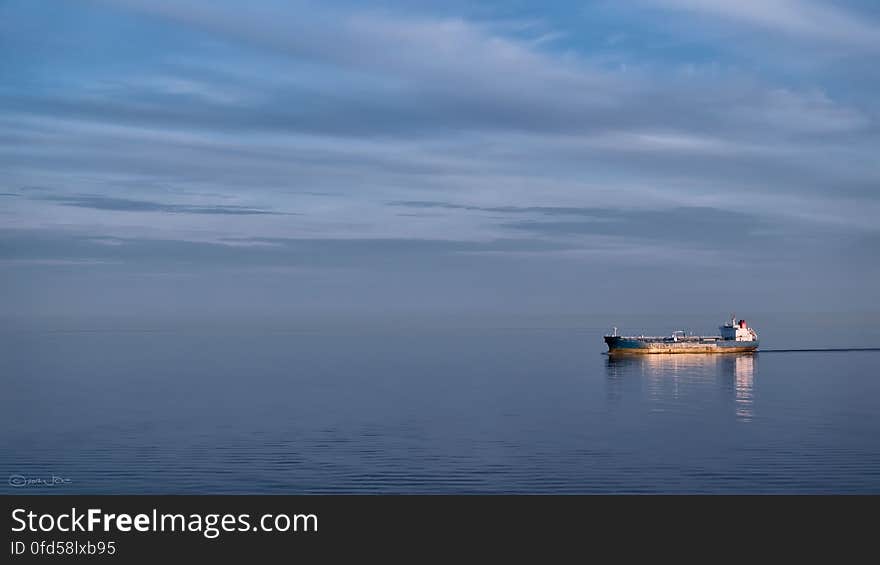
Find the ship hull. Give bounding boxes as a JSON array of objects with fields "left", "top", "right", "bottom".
[{"left": 604, "top": 336, "right": 758, "bottom": 355}]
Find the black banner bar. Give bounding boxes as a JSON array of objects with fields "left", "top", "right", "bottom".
[{"left": 2, "top": 495, "right": 874, "bottom": 562}]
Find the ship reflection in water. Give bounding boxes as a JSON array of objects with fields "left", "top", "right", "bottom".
[
  {"left": 733, "top": 355, "right": 755, "bottom": 421},
  {"left": 605, "top": 353, "right": 757, "bottom": 422}
]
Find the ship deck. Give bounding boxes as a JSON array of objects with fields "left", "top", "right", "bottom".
[{"left": 612, "top": 335, "right": 722, "bottom": 343}]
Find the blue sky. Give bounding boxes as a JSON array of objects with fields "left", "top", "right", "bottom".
[{"left": 1, "top": 0, "right": 878, "bottom": 319}]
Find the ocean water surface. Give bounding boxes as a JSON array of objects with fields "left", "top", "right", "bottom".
[{"left": 2, "top": 313, "right": 879, "bottom": 493}]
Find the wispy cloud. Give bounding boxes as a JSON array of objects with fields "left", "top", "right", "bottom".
[
  {"left": 38, "top": 195, "right": 293, "bottom": 215},
  {"left": 389, "top": 201, "right": 610, "bottom": 217},
  {"left": 646, "top": 0, "right": 880, "bottom": 47}
]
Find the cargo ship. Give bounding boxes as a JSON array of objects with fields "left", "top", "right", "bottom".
[{"left": 604, "top": 316, "right": 759, "bottom": 355}]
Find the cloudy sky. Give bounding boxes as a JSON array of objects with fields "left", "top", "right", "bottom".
[{"left": 1, "top": 0, "right": 878, "bottom": 320}]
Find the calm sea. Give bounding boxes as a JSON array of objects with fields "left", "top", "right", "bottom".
[{"left": 2, "top": 313, "right": 879, "bottom": 493}]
